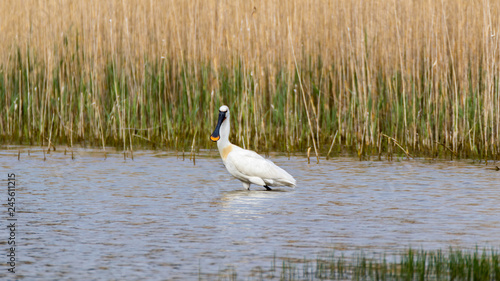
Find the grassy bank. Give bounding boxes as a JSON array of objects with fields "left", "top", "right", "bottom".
[
  {"left": 208, "top": 248, "right": 500, "bottom": 280},
  {"left": 1, "top": 0, "right": 499, "bottom": 159}
]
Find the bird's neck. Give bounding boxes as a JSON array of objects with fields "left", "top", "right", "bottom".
[
  {"left": 217, "top": 120, "right": 232, "bottom": 160},
  {"left": 217, "top": 138, "right": 233, "bottom": 161},
  {"left": 217, "top": 120, "right": 231, "bottom": 148}
]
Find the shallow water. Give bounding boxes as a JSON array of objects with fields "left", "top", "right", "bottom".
[{"left": 1, "top": 148, "right": 500, "bottom": 279}]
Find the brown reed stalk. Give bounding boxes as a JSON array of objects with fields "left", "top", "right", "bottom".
[{"left": 0, "top": 0, "right": 498, "bottom": 159}]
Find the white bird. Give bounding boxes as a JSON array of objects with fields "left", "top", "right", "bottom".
[{"left": 210, "top": 105, "right": 296, "bottom": 191}]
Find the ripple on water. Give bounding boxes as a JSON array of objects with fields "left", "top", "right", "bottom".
[{"left": 2, "top": 148, "right": 500, "bottom": 279}]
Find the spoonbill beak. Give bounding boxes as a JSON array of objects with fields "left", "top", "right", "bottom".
[{"left": 210, "top": 110, "right": 226, "bottom": 142}]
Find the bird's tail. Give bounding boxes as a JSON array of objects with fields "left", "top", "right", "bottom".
[{"left": 275, "top": 177, "right": 296, "bottom": 188}]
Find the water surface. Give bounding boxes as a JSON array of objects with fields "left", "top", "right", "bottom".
[{"left": 2, "top": 148, "right": 499, "bottom": 279}]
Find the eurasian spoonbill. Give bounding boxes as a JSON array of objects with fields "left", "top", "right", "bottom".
[{"left": 210, "top": 105, "right": 296, "bottom": 190}]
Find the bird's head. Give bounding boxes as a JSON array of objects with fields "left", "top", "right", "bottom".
[{"left": 210, "top": 105, "right": 230, "bottom": 142}]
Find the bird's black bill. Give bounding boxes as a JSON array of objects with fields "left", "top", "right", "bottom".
[{"left": 210, "top": 111, "right": 226, "bottom": 142}]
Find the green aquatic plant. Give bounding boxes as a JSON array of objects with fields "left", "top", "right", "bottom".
[
  {"left": 201, "top": 248, "right": 500, "bottom": 280},
  {"left": 1, "top": 0, "right": 499, "bottom": 160}
]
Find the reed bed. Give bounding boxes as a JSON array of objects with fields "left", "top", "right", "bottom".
[
  {"left": 1, "top": 0, "right": 499, "bottom": 159},
  {"left": 209, "top": 248, "right": 500, "bottom": 280}
]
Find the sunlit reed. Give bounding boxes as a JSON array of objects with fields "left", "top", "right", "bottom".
[{"left": 1, "top": 0, "right": 499, "bottom": 160}]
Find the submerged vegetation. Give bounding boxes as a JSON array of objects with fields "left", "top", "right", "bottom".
[
  {"left": 208, "top": 248, "right": 500, "bottom": 280},
  {"left": 1, "top": 0, "right": 499, "bottom": 159}
]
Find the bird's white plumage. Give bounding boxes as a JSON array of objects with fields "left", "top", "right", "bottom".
[
  {"left": 226, "top": 146, "right": 295, "bottom": 187},
  {"left": 211, "top": 105, "right": 296, "bottom": 190}
]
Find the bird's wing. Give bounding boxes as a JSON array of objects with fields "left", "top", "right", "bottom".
[{"left": 227, "top": 147, "right": 295, "bottom": 186}]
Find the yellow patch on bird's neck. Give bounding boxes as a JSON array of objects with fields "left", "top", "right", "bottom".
[{"left": 222, "top": 145, "right": 233, "bottom": 160}]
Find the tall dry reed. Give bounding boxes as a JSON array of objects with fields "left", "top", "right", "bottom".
[{"left": 1, "top": 0, "right": 499, "bottom": 159}]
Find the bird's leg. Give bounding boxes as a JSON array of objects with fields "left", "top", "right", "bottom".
[
  {"left": 242, "top": 182, "right": 251, "bottom": 190},
  {"left": 264, "top": 185, "right": 272, "bottom": 191}
]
